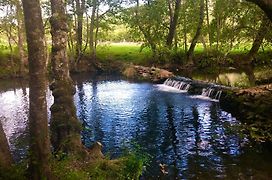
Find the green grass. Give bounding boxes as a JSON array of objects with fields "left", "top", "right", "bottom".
[{"left": 96, "top": 43, "right": 152, "bottom": 64}]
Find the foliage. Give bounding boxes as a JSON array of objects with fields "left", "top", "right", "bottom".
[
  {"left": 50, "top": 146, "right": 149, "bottom": 180},
  {"left": 0, "top": 163, "right": 27, "bottom": 180}
]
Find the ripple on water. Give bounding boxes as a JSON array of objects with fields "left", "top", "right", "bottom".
[{"left": 0, "top": 77, "right": 271, "bottom": 178}]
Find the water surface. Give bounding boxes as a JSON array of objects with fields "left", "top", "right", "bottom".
[{"left": 0, "top": 75, "right": 271, "bottom": 179}]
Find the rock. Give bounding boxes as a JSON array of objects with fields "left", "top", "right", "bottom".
[
  {"left": 122, "top": 65, "right": 173, "bottom": 82},
  {"left": 88, "top": 142, "right": 104, "bottom": 160},
  {"left": 220, "top": 84, "right": 272, "bottom": 141}
]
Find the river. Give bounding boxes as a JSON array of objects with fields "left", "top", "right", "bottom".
[{"left": 0, "top": 74, "right": 271, "bottom": 179}]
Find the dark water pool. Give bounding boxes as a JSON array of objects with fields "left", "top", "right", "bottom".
[{"left": 0, "top": 75, "right": 271, "bottom": 179}]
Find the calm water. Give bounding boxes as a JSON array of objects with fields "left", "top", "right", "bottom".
[{"left": 0, "top": 75, "right": 271, "bottom": 179}]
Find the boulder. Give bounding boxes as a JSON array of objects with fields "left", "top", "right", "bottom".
[{"left": 122, "top": 65, "right": 173, "bottom": 82}]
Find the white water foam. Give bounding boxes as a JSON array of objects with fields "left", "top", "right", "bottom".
[{"left": 155, "top": 84, "right": 189, "bottom": 93}]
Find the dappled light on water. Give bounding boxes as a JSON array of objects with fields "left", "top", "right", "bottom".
[
  {"left": 72, "top": 77, "right": 272, "bottom": 179},
  {"left": 0, "top": 77, "right": 271, "bottom": 178}
]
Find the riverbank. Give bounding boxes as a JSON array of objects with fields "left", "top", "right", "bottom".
[{"left": 220, "top": 84, "right": 272, "bottom": 141}]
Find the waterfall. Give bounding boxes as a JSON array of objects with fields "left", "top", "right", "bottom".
[
  {"left": 163, "top": 78, "right": 191, "bottom": 92},
  {"left": 214, "top": 90, "right": 222, "bottom": 100},
  {"left": 201, "top": 87, "right": 222, "bottom": 100},
  {"left": 162, "top": 77, "right": 226, "bottom": 101}
]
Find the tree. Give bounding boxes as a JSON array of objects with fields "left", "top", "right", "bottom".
[
  {"left": 15, "top": 0, "right": 27, "bottom": 76},
  {"left": 89, "top": 0, "right": 97, "bottom": 59},
  {"left": 50, "top": 0, "right": 84, "bottom": 154},
  {"left": 247, "top": 15, "right": 270, "bottom": 62},
  {"left": 0, "top": 122, "right": 13, "bottom": 170},
  {"left": 75, "top": 0, "right": 86, "bottom": 64},
  {"left": 247, "top": 0, "right": 272, "bottom": 21},
  {"left": 186, "top": 0, "right": 205, "bottom": 65},
  {"left": 166, "top": 0, "right": 182, "bottom": 48},
  {"left": 21, "top": 0, "right": 51, "bottom": 179}
]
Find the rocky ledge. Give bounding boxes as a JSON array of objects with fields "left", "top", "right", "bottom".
[
  {"left": 220, "top": 84, "right": 272, "bottom": 141},
  {"left": 122, "top": 65, "right": 173, "bottom": 83}
]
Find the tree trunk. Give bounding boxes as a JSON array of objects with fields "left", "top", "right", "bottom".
[
  {"left": 200, "top": 35, "right": 207, "bottom": 52},
  {"left": 94, "top": 8, "right": 99, "bottom": 49},
  {"left": 205, "top": 0, "right": 212, "bottom": 48},
  {"left": 0, "top": 122, "right": 13, "bottom": 170},
  {"left": 15, "top": 0, "right": 27, "bottom": 77},
  {"left": 166, "top": 0, "right": 182, "bottom": 48},
  {"left": 21, "top": 0, "right": 51, "bottom": 179},
  {"left": 246, "top": 0, "right": 272, "bottom": 22},
  {"left": 216, "top": 12, "right": 220, "bottom": 52},
  {"left": 187, "top": 0, "right": 205, "bottom": 65},
  {"left": 136, "top": 0, "right": 156, "bottom": 54},
  {"left": 90, "top": 0, "right": 97, "bottom": 60},
  {"left": 50, "top": 0, "right": 84, "bottom": 154},
  {"left": 247, "top": 16, "right": 270, "bottom": 62},
  {"left": 75, "top": 0, "right": 85, "bottom": 65}
]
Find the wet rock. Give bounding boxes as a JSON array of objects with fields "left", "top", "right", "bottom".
[{"left": 220, "top": 84, "right": 272, "bottom": 141}]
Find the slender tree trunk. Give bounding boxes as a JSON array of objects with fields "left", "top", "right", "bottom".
[
  {"left": 7, "top": 27, "right": 16, "bottom": 76},
  {"left": 50, "top": 0, "right": 84, "bottom": 154},
  {"left": 15, "top": 0, "right": 27, "bottom": 77},
  {"left": 136, "top": 0, "right": 156, "bottom": 54},
  {"left": 90, "top": 0, "right": 97, "bottom": 59},
  {"left": 174, "top": 33, "right": 178, "bottom": 52},
  {"left": 216, "top": 13, "right": 220, "bottom": 52},
  {"left": 187, "top": 0, "right": 205, "bottom": 65},
  {"left": 183, "top": 3, "right": 188, "bottom": 53},
  {"left": 166, "top": 0, "right": 182, "bottom": 48},
  {"left": 184, "top": 30, "right": 188, "bottom": 53},
  {"left": 21, "top": 0, "right": 51, "bottom": 179},
  {"left": 200, "top": 35, "right": 207, "bottom": 52},
  {"left": 94, "top": 7, "right": 99, "bottom": 49},
  {"left": 205, "top": 0, "right": 212, "bottom": 48},
  {"left": 75, "top": 0, "right": 85, "bottom": 65},
  {"left": 0, "top": 122, "right": 13, "bottom": 170},
  {"left": 247, "top": 16, "right": 270, "bottom": 62}
]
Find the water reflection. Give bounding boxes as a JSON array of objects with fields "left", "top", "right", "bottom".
[
  {"left": 192, "top": 65, "right": 257, "bottom": 87},
  {"left": 73, "top": 78, "right": 252, "bottom": 178},
  {"left": 0, "top": 76, "right": 271, "bottom": 178},
  {"left": 0, "top": 81, "right": 53, "bottom": 161}
]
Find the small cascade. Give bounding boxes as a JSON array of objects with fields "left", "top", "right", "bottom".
[
  {"left": 162, "top": 76, "right": 228, "bottom": 101},
  {"left": 214, "top": 90, "right": 222, "bottom": 100},
  {"left": 201, "top": 87, "right": 222, "bottom": 101},
  {"left": 163, "top": 78, "right": 191, "bottom": 92}
]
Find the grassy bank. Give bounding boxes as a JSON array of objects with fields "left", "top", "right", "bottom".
[
  {"left": 0, "top": 42, "right": 271, "bottom": 78},
  {"left": 0, "top": 148, "right": 149, "bottom": 180}
]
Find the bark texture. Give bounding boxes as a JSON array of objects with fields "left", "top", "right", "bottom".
[
  {"left": 50, "top": 0, "right": 83, "bottom": 154},
  {"left": 21, "top": 0, "right": 51, "bottom": 179},
  {"left": 15, "top": 0, "right": 27, "bottom": 76},
  {"left": 75, "top": 0, "right": 85, "bottom": 64},
  {"left": 187, "top": 0, "right": 205, "bottom": 65},
  {"left": 247, "top": 16, "right": 270, "bottom": 62},
  {"left": 0, "top": 122, "right": 13, "bottom": 170},
  {"left": 166, "top": 0, "right": 182, "bottom": 48},
  {"left": 90, "top": 0, "right": 97, "bottom": 59}
]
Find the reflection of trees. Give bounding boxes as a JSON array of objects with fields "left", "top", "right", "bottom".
[
  {"left": 164, "top": 104, "right": 179, "bottom": 178},
  {"left": 77, "top": 81, "right": 91, "bottom": 147},
  {"left": 90, "top": 80, "right": 104, "bottom": 144},
  {"left": 9, "top": 82, "right": 29, "bottom": 161},
  {"left": 192, "top": 106, "right": 200, "bottom": 152},
  {"left": 76, "top": 79, "right": 104, "bottom": 147},
  {"left": 134, "top": 93, "right": 160, "bottom": 152}
]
